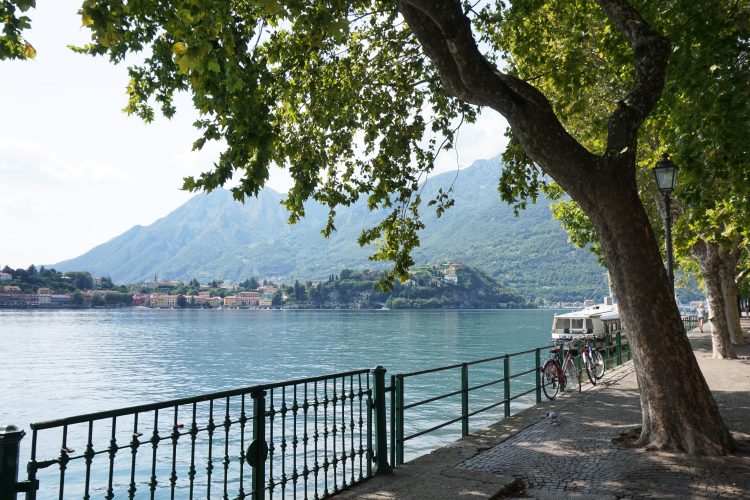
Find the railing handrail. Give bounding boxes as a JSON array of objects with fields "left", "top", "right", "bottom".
[
  {"left": 399, "top": 344, "right": 552, "bottom": 378},
  {"left": 31, "top": 367, "right": 371, "bottom": 430}
]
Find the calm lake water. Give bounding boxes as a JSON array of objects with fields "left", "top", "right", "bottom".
[{"left": 1, "top": 308, "right": 557, "bottom": 497}]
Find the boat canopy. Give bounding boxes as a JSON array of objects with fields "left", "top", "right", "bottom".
[{"left": 551, "top": 304, "right": 618, "bottom": 341}]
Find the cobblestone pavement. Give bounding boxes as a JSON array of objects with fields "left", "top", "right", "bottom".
[{"left": 458, "top": 353, "right": 750, "bottom": 499}]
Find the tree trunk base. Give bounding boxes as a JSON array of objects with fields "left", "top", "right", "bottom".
[{"left": 634, "top": 426, "right": 735, "bottom": 455}]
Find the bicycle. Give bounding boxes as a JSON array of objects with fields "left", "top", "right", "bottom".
[
  {"left": 540, "top": 340, "right": 581, "bottom": 400},
  {"left": 580, "top": 334, "right": 605, "bottom": 385}
]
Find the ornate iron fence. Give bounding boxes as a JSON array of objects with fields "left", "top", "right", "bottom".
[
  {"left": 8, "top": 369, "right": 379, "bottom": 500},
  {"left": 682, "top": 315, "right": 699, "bottom": 333}
]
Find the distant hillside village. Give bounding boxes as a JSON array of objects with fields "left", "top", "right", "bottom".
[{"left": 0, "top": 263, "right": 531, "bottom": 310}]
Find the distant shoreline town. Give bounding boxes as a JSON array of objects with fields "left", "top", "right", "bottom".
[{"left": 0, "top": 264, "right": 537, "bottom": 310}]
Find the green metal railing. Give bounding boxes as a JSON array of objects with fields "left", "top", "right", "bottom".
[
  {"left": 682, "top": 315, "right": 699, "bottom": 333},
  {"left": 3, "top": 333, "right": 632, "bottom": 499},
  {"left": 388, "top": 331, "right": 630, "bottom": 466},
  {"left": 10, "top": 370, "right": 379, "bottom": 500}
]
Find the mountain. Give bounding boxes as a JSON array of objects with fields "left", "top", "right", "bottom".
[{"left": 54, "top": 158, "right": 608, "bottom": 301}]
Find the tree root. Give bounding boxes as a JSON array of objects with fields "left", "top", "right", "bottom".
[{"left": 613, "top": 426, "right": 735, "bottom": 455}]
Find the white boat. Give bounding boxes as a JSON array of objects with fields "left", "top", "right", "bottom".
[{"left": 551, "top": 299, "right": 619, "bottom": 343}]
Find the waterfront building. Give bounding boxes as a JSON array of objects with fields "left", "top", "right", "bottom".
[
  {"left": 131, "top": 293, "right": 150, "bottom": 306},
  {"left": 152, "top": 294, "right": 178, "bottom": 308},
  {"left": 238, "top": 291, "right": 260, "bottom": 307},
  {"left": 259, "top": 293, "right": 274, "bottom": 308},
  {"left": 3, "top": 285, "right": 22, "bottom": 294},
  {"left": 224, "top": 295, "right": 238, "bottom": 308}
]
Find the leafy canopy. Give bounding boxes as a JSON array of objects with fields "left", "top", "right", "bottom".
[
  {"left": 70, "top": 0, "right": 478, "bottom": 285},
  {"left": 1, "top": 0, "right": 36, "bottom": 59},
  {"left": 483, "top": 0, "right": 750, "bottom": 276}
]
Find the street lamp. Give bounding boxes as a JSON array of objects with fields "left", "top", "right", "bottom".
[{"left": 653, "top": 154, "right": 679, "bottom": 289}]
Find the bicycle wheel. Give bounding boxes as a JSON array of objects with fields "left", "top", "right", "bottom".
[
  {"left": 541, "top": 360, "right": 561, "bottom": 400},
  {"left": 564, "top": 357, "right": 581, "bottom": 393},
  {"left": 583, "top": 350, "right": 596, "bottom": 386},
  {"left": 591, "top": 348, "right": 605, "bottom": 379}
]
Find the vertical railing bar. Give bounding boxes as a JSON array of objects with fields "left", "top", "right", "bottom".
[
  {"left": 170, "top": 406, "right": 179, "bottom": 500},
  {"left": 535, "top": 349, "right": 542, "bottom": 404},
  {"left": 292, "top": 384, "right": 298, "bottom": 500},
  {"left": 250, "top": 388, "right": 267, "bottom": 500},
  {"left": 366, "top": 374, "right": 372, "bottom": 478},
  {"left": 340, "top": 376, "right": 346, "bottom": 490},
  {"left": 58, "top": 425, "right": 68, "bottom": 500},
  {"left": 332, "top": 377, "right": 338, "bottom": 493},
  {"left": 461, "top": 363, "right": 469, "bottom": 437},
  {"left": 207, "top": 399, "right": 215, "bottom": 500},
  {"left": 313, "top": 380, "right": 319, "bottom": 499},
  {"left": 223, "top": 397, "right": 231, "bottom": 500},
  {"left": 268, "top": 387, "right": 275, "bottom": 498},
  {"left": 389, "top": 374, "right": 395, "bottom": 469},
  {"left": 280, "top": 386, "right": 287, "bottom": 500},
  {"left": 188, "top": 403, "right": 197, "bottom": 500},
  {"left": 396, "top": 375, "right": 404, "bottom": 466},
  {"left": 365, "top": 373, "right": 373, "bottom": 478},
  {"left": 149, "top": 409, "right": 159, "bottom": 500},
  {"left": 239, "top": 394, "right": 247, "bottom": 500},
  {"left": 83, "top": 420, "right": 94, "bottom": 500},
  {"left": 128, "top": 414, "right": 139, "bottom": 500},
  {"left": 27, "top": 428, "right": 38, "bottom": 500},
  {"left": 323, "top": 378, "right": 329, "bottom": 497},
  {"left": 349, "top": 374, "right": 355, "bottom": 486},
  {"left": 302, "top": 383, "right": 309, "bottom": 500},
  {"left": 341, "top": 377, "right": 347, "bottom": 489},
  {"left": 106, "top": 416, "right": 117, "bottom": 500},
  {"left": 503, "top": 355, "right": 511, "bottom": 418},
  {"left": 357, "top": 373, "right": 364, "bottom": 482}
]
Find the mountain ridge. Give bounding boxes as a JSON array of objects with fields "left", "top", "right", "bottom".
[{"left": 54, "top": 158, "right": 608, "bottom": 301}]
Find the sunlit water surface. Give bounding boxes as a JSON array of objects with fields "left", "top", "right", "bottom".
[{"left": 1, "top": 308, "right": 556, "bottom": 497}]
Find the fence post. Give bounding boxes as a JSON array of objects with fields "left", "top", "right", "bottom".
[
  {"left": 461, "top": 363, "right": 469, "bottom": 437},
  {"left": 0, "top": 425, "right": 25, "bottom": 500},
  {"left": 395, "top": 375, "right": 404, "bottom": 467},
  {"left": 371, "top": 366, "right": 392, "bottom": 474},
  {"left": 389, "top": 374, "right": 396, "bottom": 470},
  {"left": 503, "top": 355, "right": 511, "bottom": 418},
  {"left": 535, "top": 349, "right": 542, "bottom": 404},
  {"left": 616, "top": 332, "right": 622, "bottom": 366},
  {"left": 248, "top": 389, "right": 267, "bottom": 500}
]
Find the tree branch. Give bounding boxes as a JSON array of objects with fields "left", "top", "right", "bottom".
[
  {"left": 597, "top": 0, "right": 671, "bottom": 157},
  {"left": 396, "top": 0, "right": 598, "bottom": 200}
]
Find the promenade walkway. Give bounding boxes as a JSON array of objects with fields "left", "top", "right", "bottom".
[{"left": 337, "top": 319, "right": 750, "bottom": 499}]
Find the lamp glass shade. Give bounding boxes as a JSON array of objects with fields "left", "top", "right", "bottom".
[{"left": 654, "top": 157, "right": 678, "bottom": 193}]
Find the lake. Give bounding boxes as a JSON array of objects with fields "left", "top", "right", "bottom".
[{"left": 1, "top": 308, "right": 557, "bottom": 497}]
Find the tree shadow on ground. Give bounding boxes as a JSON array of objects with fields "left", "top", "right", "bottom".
[{"left": 460, "top": 380, "right": 750, "bottom": 499}]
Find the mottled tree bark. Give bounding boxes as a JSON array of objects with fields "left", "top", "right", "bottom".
[
  {"left": 397, "top": 0, "right": 733, "bottom": 453},
  {"left": 693, "top": 241, "right": 736, "bottom": 358},
  {"left": 718, "top": 245, "right": 745, "bottom": 345}
]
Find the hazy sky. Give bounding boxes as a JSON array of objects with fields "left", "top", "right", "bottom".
[{"left": 1, "top": 2, "right": 509, "bottom": 269}]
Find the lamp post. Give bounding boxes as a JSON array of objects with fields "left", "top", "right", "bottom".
[{"left": 653, "top": 154, "right": 679, "bottom": 290}]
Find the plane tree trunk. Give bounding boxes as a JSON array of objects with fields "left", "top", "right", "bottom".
[
  {"left": 397, "top": 0, "right": 733, "bottom": 454},
  {"left": 718, "top": 245, "right": 745, "bottom": 345},
  {"left": 693, "top": 240, "right": 737, "bottom": 358},
  {"left": 583, "top": 162, "right": 732, "bottom": 453}
]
